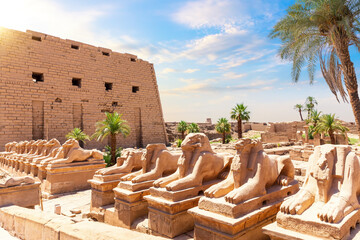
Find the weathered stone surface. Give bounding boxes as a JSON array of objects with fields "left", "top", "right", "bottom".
[
  {"left": 0, "top": 27, "right": 168, "bottom": 151},
  {"left": 0, "top": 205, "right": 165, "bottom": 240},
  {"left": 0, "top": 182, "right": 40, "bottom": 208},
  {"left": 199, "top": 183, "right": 298, "bottom": 218},
  {"left": 266, "top": 145, "right": 360, "bottom": 240},
  {"left": 43, "top": 160, "right": 105, "bottom": 198}
]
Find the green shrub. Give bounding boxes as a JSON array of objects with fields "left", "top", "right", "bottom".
[
  {"left": 175, "top": 139, "right": 183, "bottom": 148},
  {"left": 225, "top": 134, "right": 232, "bottom": 144},
  {"left": 103, "top": 146, "right": 122, "bottom": 167},
  {"left": 349, "top": 138, "right": 359, "bottom": 145},
  {"left": 249, "top": 133, "right": 261, "bottom": 139}
]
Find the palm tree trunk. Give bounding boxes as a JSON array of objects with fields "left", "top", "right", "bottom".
[
  {"left": 111, "top": 134, "right": 117, "bottom": 165},
  {"left": 329, "top": 130, "right": 335, "bottom": 144},
  {"left": 334, "top": 38, "right": 360, "bottom": 135},
  {"left": 299, "top": 109, "right": 303, "bottom": 121},
  {"left": 239, "top": 119, "right": 243, "bottom": 139},
  {"left": 181, "top": 131, "right": 185, "bottom": 140},
  {"left": 222, "top": 132, "right": 225, "bottom": 144}
]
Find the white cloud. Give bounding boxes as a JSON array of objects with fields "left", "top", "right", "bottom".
[
  {"left": 184, "top": 68, "right": 199, "bottom": 73},
  {"left": 160, "top": 68, "right": 199, "bottom": 74},
  {"left": 172, "top": 0, "right": 242, "bottom": 29},
  {"left": 161, "top": 78, "right": 277, "bottom": 95},
  {"left": 223, "top": 72, "right": 247, "bottom": 79},
  {"left": 161, "top": 68, "right": 177, "bottom": 74},
  {"left": 0, "top": 0, "right": 108, "bottom": 45}
]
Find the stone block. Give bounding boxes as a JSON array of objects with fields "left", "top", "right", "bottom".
[
  {"left": 273, "top": 203, "right": 360, "bottom": 239},
  {"left": 197, "top": 182, "right": 299, "bottom": 218},
  {"left": 89, "top": 173, "right": 128, "bottom": 210},
  {"left": 0, "top": 182, "right": 40, "bottom": 208},
  {"left": 43, "top": 160, "right": 105, "bottom": 198}
]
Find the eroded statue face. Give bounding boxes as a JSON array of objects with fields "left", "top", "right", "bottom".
[
  {"left": 181, "top": 133, "right": 206, "bottom": 150},
  {"left": 310, "top": 148, "right": 335, "bottom": 182}
]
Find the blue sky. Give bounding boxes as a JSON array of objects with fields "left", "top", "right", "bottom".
[{"left": 1, "top": 0, "right": 358, "bottom": 123}]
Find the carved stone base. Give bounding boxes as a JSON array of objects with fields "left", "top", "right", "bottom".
[
  {"left": 30, "top": 163, "right": 38, "bottom": 177},
  {"left": 112, "top": 181, "right": 153, "bottom": 228},
  {"left": 144, "top": 180, "right": 221, "bottom": 238},
  {"left": 145, "top": 195, "right": 199, "bottom": 238},
  {"left": 37, "top": 165, "right": 47, "bottom": 180},
  {"left": 187, "top": 182, "right": 299, "bottom": 240},
  {"left": 198, "top": 182, "right": 299, "bottom": 218},
  {"left": 24, "top": 162, "right": 31, "bottom": 174},
  {"left": 0, "top": 182, "right": 40, "bottom": 208},
  {"left": 89, "top": 173, "right": 128, "bottom": 210},
  {"left": 19, "top": 161, "right": 25, "bottom": 173},
  {"left": 263, "top": 203, "right": 360, "bottom": 240},
  {"left": 189, "top": 204, "right": 277, "bottom": 240},
  {"left": 42, "top": 160, "right": 105, "bottom": 199}
]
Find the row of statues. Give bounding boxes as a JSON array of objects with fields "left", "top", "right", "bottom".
[
  {"left": 2, "top": 133, "right": 359, "bottom": 238},
  {"left": 0, "top": 138, "right": 104, "bottom": 179},
  {"left": 91, "top": 133, "right": 360, "bottom": 239},
  {"left": 96, "top": 134, "right": 295, "bottom": 204}
]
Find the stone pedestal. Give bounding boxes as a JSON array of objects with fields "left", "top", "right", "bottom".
[
  {"left": 89, "top": 173, "right": 128, "bottom": 210},
  {"left": 0, "top": 182, "right": 41, "bottom": 208},
  {"left": 42, "top": 160, "right": 105, "bottom": 199},
  {"left": 188, "top": 182, "right": 299, "bottom": 240},
  {"left": 144, "top": 180, "right": 219, "bottom": 238},
  {"left": 19, "top": 161, "right": 26, "bottom": 173},
  {"left": 37, "top": 164, "right": 47, "bottom": 180},
  {"left": 24, "top": 161, "right": 32, "bottom": 174},
  {"left": 30, "top": 163, "right": 39, "bottom": 177},
  {"left": 263, "top": 203, "right": 360, "bottom": 240},
  {"left": 112, "top": 180, "right": 154, "bottom": 228}
]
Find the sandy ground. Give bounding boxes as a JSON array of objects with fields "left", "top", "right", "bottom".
[{"left": 0, "top": 227, "right": 18, "bottom": 240}]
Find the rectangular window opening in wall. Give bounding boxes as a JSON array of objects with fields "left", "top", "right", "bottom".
[
  {"left": 32, "top": 72, "right": 44, "bottom": 83},
  {"left": 72, "top": 78, "right": 82, "bottom": 88},
  {"left": 112, "top": 101, "right": 118, "bottom": 107},
  {"left": 102, "top": 51, "right": 110, "bottom": 56},
  {"left": 32, "top": 36, "right": 41, "bottom": 42},
  {"left": 132, "top": 86, "right": 139, "bottom": 93},
  {"left": 130, "top": 58, "right": 136, "bottom": 62},
  {"left": 71, "top": 44, "right": 79, "bottom": 50},
  {"left": 105, "top": 82, "right": 113, "bottom": 91}
]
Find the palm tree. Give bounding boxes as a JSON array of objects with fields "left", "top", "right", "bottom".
[
  {"left": 308, "top": 110, "right": 322, "bottom": 128},
  {"left": 270, "top": 0, "right": 360, "bottom": 135},
  {"left": 66, "top": 128, "right": 90, "bottom": 148},
  {"left": 187, "top": 123, "right": 200, "bottom": 133},
  {"left": 177, "top": 121, "right": 188, "bottom": 140},
  {"left": 305, "top": 96, "right": 318, "bottom": 119},
  {"left": 294, "top": 104, "right": 304, "bottom": 121},
  {"left": 92, "top": 112, "right": 131, "bottom": 165},
  {"left": 230, "top": 103, "right": 250, "bottom": 139},
  {"left": 216, "top": 118, "right": 231, "bottom": 144},
  {"left": 314, "top": 114, "right": 349, "bottom": 144}
]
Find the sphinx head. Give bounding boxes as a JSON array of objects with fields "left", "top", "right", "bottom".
[
  {"left": 181, "top": 133, "right": 210, "bottom": 151},
  {"left": 45, "top": 138, "right": 61, "bottom": 148},
  {"left": 234, "top": 139, "right": 262, "bottom": 154},
  {"left": 62, "top": 139, "right": 80, "bottom": 149},
  {"left": 310, "top": 145, "right": 336, "bottom": 203}
]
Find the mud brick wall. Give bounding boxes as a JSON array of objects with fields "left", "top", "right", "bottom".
[{"left": 0, "top": 27, "right": 168, "bottom": 151}]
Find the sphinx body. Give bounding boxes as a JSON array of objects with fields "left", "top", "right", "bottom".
[
  {"left": 0, "top": 169, "right": 35, "bottom": 188},
  {"left": 48, "top": 139, "right": 103, "bottom": 165},
  {"left": 95, "top": 148, "right": 143, "bottom": 175},
  {"left": 153, "top": 133, "right": 233, "bottom": 191},
  {"left": 280, "top": 144, "right": 360, "bottom": 223},
  {"left": 32, "top": 139, "right": 61, "bottom": 164},
  {"left": 204, "top": 139, "right": 294, "bottom": 204},
  {"left": 121, "top": 143, "right": 181, "bottom": 183}
]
